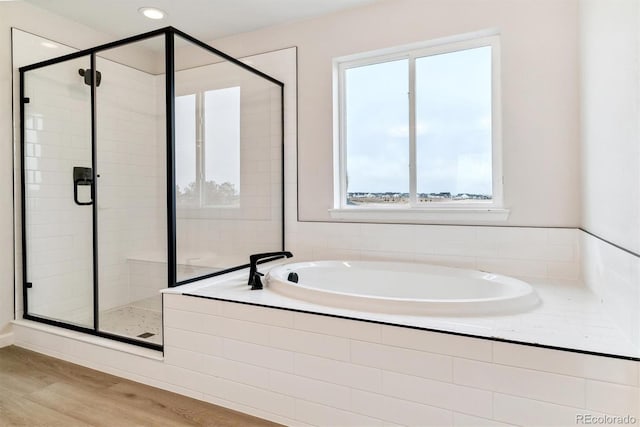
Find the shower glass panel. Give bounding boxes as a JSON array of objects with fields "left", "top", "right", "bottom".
[
  {"left": 174, "top": 35, "right": 284, "bottom": 283},
  {"left": 22, "top": 55, "right": 94, "bottom": 327},
  {"left": 19, "top": 27, "right": 285, "bottom": 349},
  {"left": 94, "top": 36, "right": 166, "bottom": 345}
]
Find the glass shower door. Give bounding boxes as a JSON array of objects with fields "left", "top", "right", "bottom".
[
  {"left": 94, "top": 36, "right": 166, "bottom": 345},
  {"left": 22, "top": 55, "right": 95, "bottom": 327}
]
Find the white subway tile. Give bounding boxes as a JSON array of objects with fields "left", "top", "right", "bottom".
[
  {"left": 452, "top": 358, "right": 495, "bottom": 389},
  {"left": 497, "top": 243, "right": 574, "bottom": 263},
  {"left": 293, "top": 311, "right": 382, "bottom": 343},
  {"left": 546, "top": 261, "right": 581, "bottom": 280},
  {"left": 382, "top": 371, "right": 493, "bottom": 418},
  {"left": 547, "top": 228, "right": 578, "bottom": 246},
  {"left": 351, "top": 340, "right": 452, "bottom": 382},
  {"left": 164, "top": 294, "right": 221, "bottom": 316},
  {"left": 453, "top": 358, "right": 585, "bottom": 408},
  {"left": 164, "top": 346, "right": 270, "bottom": 389},
  {"left": 269, "top": 370, "right": 351, "bottom": 410},
  {"left": 162, "top": 364, "right": 208, "bottom": 394},
  {"left": 493, "top": 342, "right": 639, "bottom": 386},
  {"left": 476, "top": 258, "right": 548, "bottom": 278},
  {"left": 412, "top": 254, "right": 477, "bottom": 270},
  {"left": 359, "top": 250, "right": 414, "bottom": 262},
  {"left": 452, "top": 413, "right": 515, "bottom": 427},
  {"left": 221, "top": 301, "right": 294, "bottom": 328},
  {"left": 220, "top": 317, "right": 271, "bottom": 346},
  {"left": 294, "top": 400, "right": 387, "bottom": 427},
  {"left": 222, "top": 338, "right": 294, "bottom": 373},
  {"left": 204, "top": 376, "right": 296, "bottom": 419},
  {"left": 269, "top": 326, "right": 350, "bottom": 361},
  {"left": 381, "top": 326, "right": 492, "bottom": 361},
  {"left": 164, "top": 327, "right": 223, "bottom": 356},
  {"left": 351, "top": 389, "right": 453, "bottom": 426},
  {"left": 163, "top": 308, "right": 224, "bottom": 337},
  {"left": 586, "top": 380, "right": 640, "bottom": 417},
  {"left": 477, "top": 227, "right": 548, "bottom": 244},
  {"left": 294, "top": 353, "right": 382, "bottom": 392},
  {"left": 493, "top": 393, "right": 582, "bottom": 426}
]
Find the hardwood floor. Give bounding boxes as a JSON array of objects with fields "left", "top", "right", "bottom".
[{"left": 0, "top": 346, "right": 280, "bottom": 426}]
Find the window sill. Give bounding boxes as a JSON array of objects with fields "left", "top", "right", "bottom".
[{"left": 328, "top": 207, "right": 510, "bottom": 223}]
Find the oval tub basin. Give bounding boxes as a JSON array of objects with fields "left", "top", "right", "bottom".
[{"left": 266, "top": 261, "right": 539, "bottom": 316}]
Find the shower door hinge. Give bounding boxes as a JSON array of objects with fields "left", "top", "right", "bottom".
[
  {"left": 23, "top": 97, "right": 30, "bottom": 104},
  {"left": 25, "top": 282, "right": 32, "bottom": 288}
]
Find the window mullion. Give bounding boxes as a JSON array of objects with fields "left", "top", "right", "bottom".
[
  {"left": 408, "top": 55, "right": 417, "bottom": 207},
  {"left": 339, "top": 64, "right": 348, "bottom": 209},
  {"left": 195, "top": 92, "right": 204, "bottom": 205}
]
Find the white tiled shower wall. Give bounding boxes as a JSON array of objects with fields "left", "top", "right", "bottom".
[
  {"left": 95, "top": 59, "right": 166, "bottom": 311},
  {"left": 174, "top": 58, "right": 284, "bottom": 273},
  {"left": 130, "top": 49, "right": 292, "bottom": 291},
  {"left": 22, "top": 52, "right": 166, "bottom": 319},
  {"left": 582, "top": 231, "right": 640, "bottom": 351},
  {"left": 23, "top": 58, "right": 94, "bottom": 321},
  {"left": 286, "top": 222, "right": 581, "bottom": 281}
]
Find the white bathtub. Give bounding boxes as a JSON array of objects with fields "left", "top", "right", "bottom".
[{"left": 266, "top": 261, "right": 539, "bottom": 316}]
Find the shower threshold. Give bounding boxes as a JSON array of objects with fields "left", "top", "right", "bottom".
[
  {"left": 72, "top": 296, "right": 163, "bottom": 346},
  {"left": 100, "top": 296, "right": 162, "bottom": 345}
]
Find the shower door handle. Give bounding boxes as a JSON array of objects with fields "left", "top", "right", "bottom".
[{"left": 73, "top": 166, "right": 94, "bottom": 206}]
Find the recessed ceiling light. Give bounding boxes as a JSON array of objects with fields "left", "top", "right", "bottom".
[
  {"left": 40, "top": 41, "right": 58, "bottom": 49},
  {"left": 138, "top": 7, "right": 166, "bottom": 20}
]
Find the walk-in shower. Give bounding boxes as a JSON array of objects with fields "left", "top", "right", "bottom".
[{"left": 18, "top": 27, "right": 284, "bottom": 350}]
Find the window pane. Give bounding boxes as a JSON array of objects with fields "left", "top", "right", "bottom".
[
  {"left": 416, "top": 46, "right": 492, "bottom": 203},
  {"left": 345, "top": 59, "right": 409, "bottom": 206},
  {"left": 175, "top": 94, "right": 196, "bottom": 205},
  {"left": 204, "top": 87, "right": 241, "bottom": 207}
]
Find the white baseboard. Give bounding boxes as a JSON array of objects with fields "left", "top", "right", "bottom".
[{"left": 0, "top": 331, "right": 14, "bottom": 348}]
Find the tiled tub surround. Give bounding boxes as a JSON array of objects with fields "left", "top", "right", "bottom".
[
  {"left": 167, "top": 261, "right": 637, "bottom": 360},
  {"left": 285, "top": 224, "right": 581, "bottom": 282},
  {"left": 12, "top": 291, "right": 638, "bottom": 426},
  {"left": 161, "top": 294, "right": 639, "bottom": 426},
  {"left": 582, "top": 231, "right": 640, "bottom": 354}
]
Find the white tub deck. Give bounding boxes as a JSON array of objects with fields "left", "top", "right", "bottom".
[{"left": 164, "top": 261, "right": 638, "bottom": 359}]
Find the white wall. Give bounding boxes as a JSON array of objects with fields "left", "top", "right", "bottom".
[
  {"left": 209, "top": 0, "right": 580, "bottom": 226},
  {"left": 579, "top": 0, "right": 640, "bottom": 254}
]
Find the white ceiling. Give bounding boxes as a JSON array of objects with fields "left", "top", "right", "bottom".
[{"left": 23, "top": 0, "right": 382, "bottom": 42}]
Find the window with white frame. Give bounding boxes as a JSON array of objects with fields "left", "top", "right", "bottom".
[
  {"left": 333, "top": 34, "right": 503, "bottom": 218},
  {"left": 175, "top": 86, "right": 241, "bottom": 208}
]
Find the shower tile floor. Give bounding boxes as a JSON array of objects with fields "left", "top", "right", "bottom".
[{"left": 99, "top": 296, "right": 162, "bottom": 345}]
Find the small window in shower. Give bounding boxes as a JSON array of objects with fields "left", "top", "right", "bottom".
[
  {"left": 176, "top": 94, "right": 197, "bottom": 205},
  {"left": 175, "top": 87, "right": 241, "bottom": 208},
  {"left": 203, "top": 87, "right": 240, "bottom": 207}
]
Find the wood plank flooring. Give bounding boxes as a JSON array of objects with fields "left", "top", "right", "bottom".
[{"left": 0, "top": 346, "right": 280, "bottom": 427}]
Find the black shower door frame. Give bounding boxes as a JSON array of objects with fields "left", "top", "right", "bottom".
[{"left": 18, "top": 27, "right": 286, "bottom": 350}]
